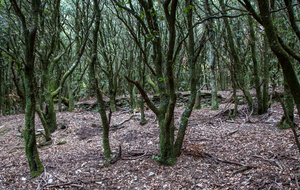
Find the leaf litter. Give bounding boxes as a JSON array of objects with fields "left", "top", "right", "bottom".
[{"left": 0, "top": 90, "right": 299, "bottom": 189}]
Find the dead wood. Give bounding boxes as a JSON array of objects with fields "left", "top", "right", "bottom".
[
  {"left": 251, "top": 155, "right": 283, "bottom": 169},
  {"left": 223, "top": 129, "right": 239, "bottom": 138},
  {"left": 204, "top": 153, "right": 257, "bottom": 172},
  {"left": 110, "top": 114, "right": 135, "bottom": 130},
  {"left": 44, "top": 182, "right": 83, "bottom": 188}
]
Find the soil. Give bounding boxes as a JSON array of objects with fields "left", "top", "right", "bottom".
[{"left": 0, "top": 90, "right": 300, "bottom": 189}]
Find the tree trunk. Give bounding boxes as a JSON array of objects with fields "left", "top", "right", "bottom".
[
  {"left": 208, "top": 42, "right": 218, "bottom": 110},
  {"left": 41, "top": 60, "right": 57, "bottom": 133},
  {"left": 258, "top": 0, "right": 300, "bottom": 121},
  {"left": 277, "top": 79, "right": 294, "bottom": 129},
  {"left": 248, "top": 16, "right": 264, "bottom": 114},
  {"left": 206, "top": 0, "right": 218, "bottom": 110},
  {"left": 24, "top": 66, "right": 44, "bottom": 178},
  {"left": 0, "top": 66, "right": 2, "bottom": 115},
  {"left": 10, "top": 0, "right": 44, "bottom": 177},
  {"left": 262, "top": 35, "right": 270, "bottom": 113},
  {"left": 174, "top": 0, "right": 199, "bottom": 156},
  {"left": 90, "top": 0, "right": 111, "bottom": 160},
  {"left": 68, "top": 77, "right": 74, "bottom": 112},
  {"left": 36, "top": 105, "right": 51, "bottom": 141}
]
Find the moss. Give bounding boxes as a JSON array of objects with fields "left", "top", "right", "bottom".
[
  {"left": 57, "top": 141, "right": 67, "bottom": 145},
  {"left": 140, "top": 118, "right": 148, "bottom": 125},
  {"left": 38, "top": 141, "right": 52, "bottom": 147},
  {"left": 0, "top": 128, "right": 10, "bottom": 134},
  {"left": 8, "top": 150, "right": 17, "bottom": 154}
]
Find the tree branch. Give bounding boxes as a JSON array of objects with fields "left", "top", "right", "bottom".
[{"left": 124, "top": 75, "right": 159, "bottom": 115}]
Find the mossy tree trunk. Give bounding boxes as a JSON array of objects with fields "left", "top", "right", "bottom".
[
  {"left": 139, "top": 49, "right": 148, "bottom": 125},
  {"left": 68, "top": 76, "right": 74, "bottom": 112},
  {"left": 115, "top": 0, "right": 202, "bottom": 164},
  {"left": 248, "top": 16, "right": 264, "bottom": 115},
  {"left": 0, "top": 64, "right": 2, "bottom": 115},
  {"left": 258, "top": 0, "right": 300, "bottom": 121},
  {"left": 37, "top": 0, "right": 61, "bottom": 133},
  {"left": 278, "top": 80, "right": 294, "bottom": 129},
  {"left": 128, "top": 50, "right": 136, "bottom": 110},
  {"left": 136, "top": 21, "right": 148, "bottom": 125},
  {"left": 10, "top": 0, "right": 44, "bottom": 178},
  {"left": 262, "top": 35, "right": 270, "bottom": 114},
  {"left": 206, "top": 0, "right": 218, "bottom": 110},
  {"left": 174, "top": 0, "right": 204, "bottom": 156},
  {"left": 40, "top": 58, "right": 57, "bottom": 133},
  {"left": 194, "top": 53, "right": 205, "bottom": 110},
  {"left": 116, "top": 0, "right": 178, "bottom": 165},
  {"left": 89, "top": 0, "right": 111, "bottom": 160}
]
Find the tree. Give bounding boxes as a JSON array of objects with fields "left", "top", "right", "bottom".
[
  {"left": 113, "top": 0, "right": 205, "bottom": 164},
  {"left": 9, "top": 0, "right": 44, "bottom": 178},
  {"left": 205, "top": 0, "right": 218, "bottom": 110},
  {"left": 89, "top": 0, "right": 112, "bottom": 160}
]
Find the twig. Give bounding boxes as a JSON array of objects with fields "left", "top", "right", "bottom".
[
  {"left": 240, "top": 108, "right": 252, "bottom": 123},
  {"left": 36, "top": 167, "right": 47, "bottom": 190},
  {"left": 44, "top": 182, "right": 82, "bottom": 188},
  {"left": 205, "top": 153, "right": 256, "bottom": 168},
  {"left": 51, "top": 172, "right": 67, "bottom": 183},
  {"left": 251, "top": 155, "right": 283, "bottom": 170},
  {"left": 111, "top": 114, "right": 135, "bottom": 129},
  {"left": 122, "top": 151, "right": 147, "bottom": 160},
  {"left": 223, "top": 129, "right": 239, "bottom": 138},
  {"left": 232, "top": 165, "right": 254, "bottom": 175}
]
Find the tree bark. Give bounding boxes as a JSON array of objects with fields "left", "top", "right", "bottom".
[
  {"left": 248, "top": 16, "right": 264, "bottom": 114},
  {"left": 206, "top": 0, "right": 218, "bottom": 110},
  {"left": 174, "top": 0, "right": 199, "bottom": 156},
  {"left": 89, "top": 0, "right": 111, "bottom": 160},
  {"left": 10, "top": 0, "right": 44, "bottom": 178},
  {"left": 258, "top": 0, "right": 300, "bottom": 120},
  {"left": 262, "top": 35, "right": 269, "bottom": 114}
]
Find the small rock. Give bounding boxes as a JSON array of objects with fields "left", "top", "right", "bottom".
[
  {"left": 149, "top": 172, "right": 155, "bottom": 176},
  {"left": 75, "top": 169, "right": 82, "bottom": 174},
  {"left": 196, "top": 183, "right": 203, "bottom": 187},
  {"left": 241, "top": 181, "right": 249, "bottom": 185}
]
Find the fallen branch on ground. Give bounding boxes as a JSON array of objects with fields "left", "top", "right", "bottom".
[
  {"left": 110, "top": 114, "right": 136, "bottom": 130},
  {"left": 223, "top": 129, "right": 239, "bottom": 138},
  {"left": 204, "top": 153, "right": 257, "bottom": 174},
  {"left": 251, "top": 154, "right": 283, "bottom": 169},
  {"left": 43, "top": 182, "right": 83, "bottom": 188}
]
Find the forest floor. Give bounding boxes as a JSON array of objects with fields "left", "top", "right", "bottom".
[{"left": 1, "top": 89, "right": 300, "bottom": 189}]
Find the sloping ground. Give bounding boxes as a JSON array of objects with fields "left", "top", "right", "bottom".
[{"left": 0, "top": 92, "right": 299, "bottom": 189}]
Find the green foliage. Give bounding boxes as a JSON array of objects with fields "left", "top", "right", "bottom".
[
  {"left": 183, "top": 5, "right": 194, "bottom": 13},
  {"left": 151, "top": 155, "right": 159, "bottom": 160},
  {"left": 82, "top": 81, "right": 86, "bottom": 88}
]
